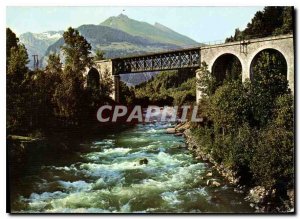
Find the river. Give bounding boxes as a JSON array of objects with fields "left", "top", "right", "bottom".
[{"left": 11, "top": 122, "right": 253, "bottom": 213}]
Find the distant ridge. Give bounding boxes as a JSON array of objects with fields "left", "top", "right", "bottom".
[
  {"left": 19, "top": 14, "right": 200, "bottom": 85},
  {"left": 101, "top": 14, "right": 198, "bottom": 47}
]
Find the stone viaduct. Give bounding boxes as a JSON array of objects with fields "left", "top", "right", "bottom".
[{"left": 84, "top": 34, "right": 294, "bottom": 103}]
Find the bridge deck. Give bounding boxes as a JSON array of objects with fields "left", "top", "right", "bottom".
[
  {"left": 112, "top": 47, "right": 201, "bottom": 74},
  {"left": 110, "top": 34, "right": 293, "bottom": 75}
]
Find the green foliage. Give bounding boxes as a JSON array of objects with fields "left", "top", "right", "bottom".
[
  {"left": 231, "top": 123, "right": 255, "bottom": 169},
  {"left": 94, "top": 49, "right": 105, "bottom": 61},
  {"left": 43, "top": 54, "right": 63, "bottom": 118},
  {"left": 7, "top": 28, "right": 30, "bottom": 134},
  {"left": 6, "top": 28, "right": 19, "bottom": 62},
  {"left": 52, "top": 27, "right": 94, "bottom": 124},
  {"left": 273, "top": 94, "right": 294, "bottom": 130},
  {"left": 6, "top": 27, "right": 115, "bottom": 135},
  {"left": 134, "top": 69, "right": 196, "bottom": 106},
  {"left": 209, "top": 80, "right": 249, "bottom": 131},
  {"left": 27, "top": 69, "right": 59, "bottom": 130},
  {"left": 224, "top": 58, "right": 242, "bottom": 82},
  {"left": 192, "top": 49, "right": 294, "bottom": 193},
  {"left": 7, "top": 44, "right": 29, "bottom": 78},
  {"left": 119, "top": 82, "right": 135, "bottom": 105},
  {"left": 45, "top": 53, "right": 63, "bottom": 75},
  {"left": 86, "top": 68, "right": 100, "bottom": 90},
  {"left": 226, "top": 7, "right": 293, "bottom": 42},
  {"left": 171, "top": 78, "right": 196, "bottom": 105},
  {"left": 61, "top": 27, "right": 93, "bottom": 73},
  {"left": 275, "top": 7, "right": 294, "bottom": 35},
  {"left": 196, "top": 62, "right": 217, "bottom": 98},
  {"left": 53, "top": 72, "right": 82, "bottom": 121},
  {"left": 100, "top": 68, "right": 114, "bottom": 97},
  {"left": 250, "top": 93, "right": 294, "bottom": 189},
  {"left": 6, "top": 42, "right": 60, "bottom": 134},
  {"left": 251, "top": 123, "right": 293, "bottom": 189},
  {"left": 212, "top": 55, "right": 242, "bottom": 86},
  {"left": 250, "top": 51, "right": 289, "bottom": 127}
]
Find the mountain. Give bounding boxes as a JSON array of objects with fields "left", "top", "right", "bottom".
[
  {"left": 19, "top": 31, "right": 63, "bottom": 68},
  {"left": 43, "top": 14, "right": 199, "bottom": 63},
  {"left": 44, "top": 24, "right": 181, "bottom": 62},
  {"left": 120, "top": 72, "right": 159, "bottom": 87},
  {"left": 20, "top": 14, "right": 199, "bottom": 85},
  {"left": 101, "top": 14, "right": 198, "bottom": 47}
]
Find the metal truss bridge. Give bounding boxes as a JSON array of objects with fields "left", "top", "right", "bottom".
[{"left": 112, "top": 47, "right": 201, "bottom": 75}]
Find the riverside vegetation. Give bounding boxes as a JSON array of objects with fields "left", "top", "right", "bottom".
[
  {"left": 7, "top": 26, "right": 131, "bottom": 188},
  {"left": 7, "top": 26, "right": 129, "bottom": 137},
  {"left": 192, "top": 59, "right": 293, "bottom": 212},
  {"left": 194, "top": 7, "right": 294, "bottom": 212}
]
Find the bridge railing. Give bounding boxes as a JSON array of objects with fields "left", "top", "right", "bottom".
[{"left": 199, "top": 31, "right": 293, "bottom": 46}]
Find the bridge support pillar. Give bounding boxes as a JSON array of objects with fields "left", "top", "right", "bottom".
[
  {"left": 91, "top": 60, "right": 120, "bottom": 102},
  {"left": 113, "top": 75, "right": 120, "bottom": 103},
  {"left": 196, "top": 68, "right": 201, "bottom": 104},
  {"left": 286, "top": 54, "right": 294, "bottom": 93},
  {"left": 242, "top": 63, "right": 250, "bottom": 82}
]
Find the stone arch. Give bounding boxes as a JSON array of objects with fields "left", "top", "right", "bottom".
[
  {"left": 249, "top": 48, "right": 288, "bottom": 81},
  {"left": 87, "top": 67, "right": 100, "bottom": 89},
  {"left": 211, "top": 53, "right": 243, "bottom": 85}
]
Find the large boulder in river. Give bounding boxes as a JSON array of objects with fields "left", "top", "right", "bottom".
[
  {"left": 139, "top": 158, "right": 149, "bottom": 165},
  {"left": 207, "top": 179, "right": 221, "bottom": 187}
]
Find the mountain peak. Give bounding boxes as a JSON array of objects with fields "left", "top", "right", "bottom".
[
  {"left": 117, "top": 13, "right": 129, "bottom": 19},
  {"left": 154, "top": 22, "right": 164, "bottom": 27},
  {"left": 101, "top": 15, "right": 198, "bottom": 46}
]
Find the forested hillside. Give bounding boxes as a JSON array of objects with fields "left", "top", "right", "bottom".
[
  {"left": 134, "top": 69, "right": 196, "bottom": 106},
  {"left": 226, "top": 7, "right": 293, "bottom": 42}
]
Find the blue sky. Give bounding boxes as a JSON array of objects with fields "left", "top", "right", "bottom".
[{"left": 6, "top": 6, "right": 264, "bottom": 43}]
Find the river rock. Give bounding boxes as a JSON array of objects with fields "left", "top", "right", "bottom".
[
  {"left": 174, "top": 123, "right": 183, "bottom": 130},
  {"left": 166, "top": 128, "right": 176, "bottom": 134},
  {"left": 206, "top": 172, "right": 213, "bottom": 177},
  {"left": 207, "top": 179, "right": 221, "bottom": 187},
  {"left": 206, "top": 179, "right": 210, "bottom": 186},
  {"left": 176, "top": 122, "right": 191, "bottom": 132},
  {"left": 246, "top": 186, "right": 266, "bottom": 204},
  {"left": 178, "top": 144, "right": 186, "bottom": 148},
  {"left": 202, "top": 156, "right": 209, "bottom": 161},
  {"left": 139, "top": 158, "right": 149, "bottom": 165},
  {"left": 287, "top": 189, "right": 294, "bottom": 206},
  {"left": 195, "top": 156, "right": 202, "bottom": 160},
  {"left": 212, "top": 181, "right": 221, "bottom": 187},
  {"left": 250, "top": 203, "right": 255, "bottom": 208}
]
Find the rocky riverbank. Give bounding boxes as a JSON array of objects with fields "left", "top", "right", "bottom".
[
  {"left": 170, "top": 122, "right": 294, "bottom": 213},
  {"left": 7, "top": 135, "right": 49, "bottom": 178}
]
